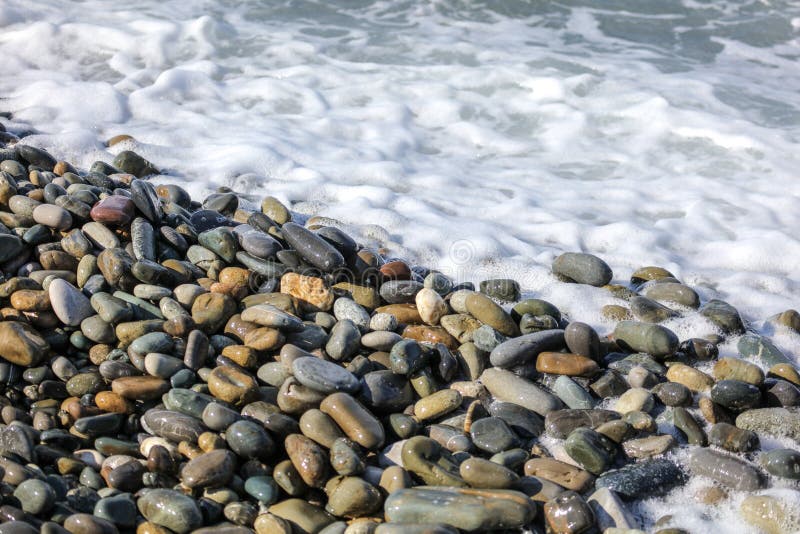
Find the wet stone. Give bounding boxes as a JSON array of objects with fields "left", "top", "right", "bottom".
[
  {"left": 544, "top": 490, "right": 595, "bottom": 534},
  {"left": 689, "top": 448, "right": 764, "bottom": 491},
  {"left": 137, "top": 489, "right": 202, "bottom": 533},
  {"left": 759, "top": 449, "right": 800, "bottom": 480},
  {"left": 708, "top": 422, "right": 759, "bottom": 453},
  {"left": 711, "top": 379, "right": 761, "bottom": 411},
  {"left": 595, "top": 459, "right": 685, "bottom": 500},
  {"left": 470, "top": 417, "right": 519, "bottom": 454},
  {"left": 384, "top": 486, "right": 536, "bottom": 532},
  {"left": 491, "top": 331, "right": 568, "bottom": 374},
  {"left": 612, "top": 321, "right": 678, "bottom": 358},
  {"left": 564, "top": 427, "right": 617, "bottom": 475},
  {"left": 552, "top": 252, "right": 613, "bottom": 287},
  {"left": 292, "top": 357, "right": 360, "bottom": 394}
]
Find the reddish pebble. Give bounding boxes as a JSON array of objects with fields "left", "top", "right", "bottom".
[
  {"left": 380, "top": 260, "right": 411, "bottom": 280},
  {"left": 90, "top": 195, "right": 135, "bottom": 225}
]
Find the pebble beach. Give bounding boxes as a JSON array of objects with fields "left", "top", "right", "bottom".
[
  {"left": 1, "top": 1, "right": 800, "bottom": 533},
  {"left": 0, "top": 142, "right": 793, "bottom": 533}
]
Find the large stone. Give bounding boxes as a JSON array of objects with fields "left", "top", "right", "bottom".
[
  {"left": 480, "top": 368, "right": 564, "bottom": 416},
  {"left": 489, "top": 329, "right": 565, "bottom": 368},
  {"left": 384, "top": 486, "right": 536, "bottom": 532},
  {"left": 689, "top": 448, "right": 764, "bottom": 490},
  {"left": 49, "top": 278, "right": 94, "bottom": 326},
  {"left": 612, "top": 321, "right": 678, "bottom": 357},
  {"left": 552, "top": 252, "right": 612, "bottom": 286},
  {"left": 281, "top": 272, "right": 335, "bottom": 312},
  {"left": 0, "top": 321, "right": 49, "bottom": 366}
]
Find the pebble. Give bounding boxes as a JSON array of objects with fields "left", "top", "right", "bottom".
[
  {"left": 689, "top": 448, "right": 764, "bottom": 490},
  {"left": 384, "top": 487, "right": 536, "bottom": 532},
  {"left": 595, "top": 459, "right": 685, "bottom": 500},
  {"left": 480, "top": 368, "right": 564, "bottom": 416},
  {"left": 552, "top": 252, "right": 613, "bottom": 286},
  {"left": 292, "top": 357, "right": 360, "bottom": 394},
  {"left": 544, "top": 490, "right": 596, "bottom": 534},
  {"left": 612, "top": 321, "right": 678, "bottom": 357},
  {"left": 137, "top": 489, "right": 202, "bottom": 533},
  {"left": 759, "top": 449, "right": 800, "bottom": 479}
]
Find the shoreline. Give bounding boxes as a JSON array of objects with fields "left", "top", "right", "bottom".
[{"left": 0, "top": 142, "right": 796, "bottom": 532}]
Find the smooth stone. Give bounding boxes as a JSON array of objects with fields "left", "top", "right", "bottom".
[
  {"left": 137, "top": 489, "right": 202, "bottom": 533},
  {"left": 644, "top": 282, "right": 700, "bottom": 308},
  {"left": 537, "top": 351, "right": 599, "bottom": 377},
  {"left": 94, "top": 494, "right": 137, "bottom": 527},
  {"left": 587, "top": 487, "right": 638, "bottom": 531},
  {"left": 564, "top": 322, "right": 600, "bottom": 361},
  {"left": 384, "top": 486, "right": 536, "bottom": 532},
  {"left": 736, "top": 408, "right": 800, "bottom": 441},
  {"left": 141, "top": 409, "right": 206, "bottom": 443},
  {"left": 285, "top": 433, "right": 329, "bottom": 488},
  {"left": 760, "top": 449, "right": 800, "bottom": 479},
  {"left": 710, "top": 379, "right": 762, "bottom": 411},
  {"left": 198, "top": 227, "right": 238, "bottom": 263},
  {"left": 292, "top": 357, "right": 360, "bottom": 394},
  {"left": 464, "top": 293, "right": 519, "bottom": 337},
  {"left": 269, "top": 499, "right": 336, "bottom": 534},
  {"left": 440, "top": 314, "right": 481, "bottom": 344},
  {"left": 614, "top": 388, "right": 654, "bottom": 415},
  {"left": 361, "top": 331, "right": 403, "bottom": 351},
  {"left": 689, "top": 448, "right": 764, "bottom": 490},
  {"left": 333, "top": 298, "right": 371, "bottom": 332},
  {"left": 62, "top": 514, "right": 119, "bottom": 534},
  {"left": 17, "top": 144, "right": 57, "bottom": 170},
  {"left": 740, "top": 495, "right": 800, "bottom": 534},
  {"left": 181, "top": 449, "right": 236, "bottom": 488},
  {"left": 470, "top": 417, "right": 519, "bottom": 454},
  {"left": 90, "top": 195, "right": 135, "bottom": 225},
  {"left": 245, "top": 475, "right": 279, "bottom": 504},
  {"left": 544, "top": 490, "right": 595, "bottom": 534},
  {"left": 208, "top": 365, "right": 259, "bottom": 406},
  {"left": 297, "top": 408, "right": 344, "bottom": 449},
  {"left": 630, "top": 266, "right": 675, "bottom": 284},
  {"left": 480, "top": 368, "right": 563, "bottom": 416},
  {"left": 552, "top": 252, "right": 612, "bottom": 286},
  {"left": 564, "top": 427, "right": 617, "bottom": 475},
  {"left": 200, "top": 402, "right": 240, "bottom": 432},
  {"left": 524, "top": 458, "right": 594, "bottom": 492},
  {"left": 489, "top": 329, "right": 565, "bottom": 368},
  {"left": 479, "top": 279, "right": 520, "bottom": 302},
  {"left": 324, "top": 476, "right": 382, "bottom": 518},
  {"left": 708, "top": 422, "right": 759, "bottom": 453},
  {"left": 240, "top": 231, "right": 282, "bottom": 259},
  {"left": 629, "top": 296, "right": 679, "bottom": 323},
  {"left": 90, "top": 292, "right": 133, "bottom": 323},
  {"left": 651, "top": 382, "right": 691, "bottom": 407},
  {"left": 665, "top": 363, "right": 714, "bottom": 392},
  {"left": 738, "top": 334, "right": 791, "bottom": 368},
  {"left": 551, "top": 376, "right": 595, "bottom": 410},
  {"left": 112, "top": 376, "right": 170, "bottom": 400},
  {"left": 192, "top": 292, "right": 237, "bottom": 334},
  {"left": 612, "top": 321, "right": 678, "bottom": 357},
  {"left": 459, "top": 457, "right": 519, "bottom": 489},
  {"left": 326, "top": 319, "right": 362, "bottom": 361},
  {"left": 320, "top": 392, "right": 385, "bottom": 450},
  {"left": 488, "top": 401, "right": 544, "bottom": 438},
  {"left": 699, "top": 299, "right": 745, "bottom": 334},
  {"left": 416, "top": 288, "right": 448, "bottom": 325},
  {"left": 400, "top": 436, "right": 465, "bottom": 486},
  {"left": 360, "top": 371, "right": 414, "bottom": 412},
  {"left": 33, "top": 204, "right": 72, "bottom": 231},
  {"left": 0, "top": 234, "right": 24, "bottom": 263},
  {"left": 226, "top": 420, "right": 274, "bottom": 460},
  {"left": 0, "top": 321, "right": 49, "bottom": 366},
  {"left": 414, "top": 389, "right": 462, "bottom": 422},
  {"left": 595, "top": 459, "right": 685, "bottom": 500},
  {"left": 14, "top": 478, "right": 56, "bottom": 515},
  {"left": 281, "top": 222, "right": 345, "bottom": 272},
  {"left": 380, "top": 280, "right": 424, "bottom": 304},
  {"left": 330, "top": 437, "right": 365, "bottom": 476},
  {"left": 544, "top": 409, "right": 620, "bottom": 439},
  {"left": 671, "top": 407, "right": 706, "bottom": 445},
  {"left": 622, "top": 434, "right": 675, "bottom": 459}
]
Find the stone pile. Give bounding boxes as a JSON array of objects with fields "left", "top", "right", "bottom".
[{"left": 0, "top": 140, "right": 796, "bottom": 533}]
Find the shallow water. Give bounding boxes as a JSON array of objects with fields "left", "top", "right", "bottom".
[{"left": 1, "top": 0, "right": 800, "bottom": 530}]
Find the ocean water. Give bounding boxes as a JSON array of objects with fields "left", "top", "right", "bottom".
[{"left": 1, "top": 0, "right": 800, "bottom": 530}]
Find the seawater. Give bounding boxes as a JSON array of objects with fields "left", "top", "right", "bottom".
[{"left": 1, "top": 1, "right": 800, "bottom": 530}]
